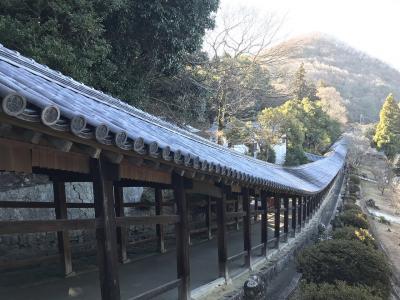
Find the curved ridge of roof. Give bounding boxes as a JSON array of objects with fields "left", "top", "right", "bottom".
[{"left": 0, "top": 44, "right": 347, "bottom": 195}]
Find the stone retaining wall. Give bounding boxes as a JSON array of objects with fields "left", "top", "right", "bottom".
[{"left": 0, "top": 173, "right": 211, "bottom": 262}]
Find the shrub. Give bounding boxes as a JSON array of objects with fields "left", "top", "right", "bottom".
[
  {"left": 349, "top": 184, "right": 360, "bottom": 194},
  {"left": 343, "top": 203, "right": 361, "bottom": 211},
  {"left": 366, "top": 199, "right": 379, "bottom": 209},
  {"left": 349, "top": 193, "right": 359, "bottom": 200},
  {"left": 332, "top": 226, "right": 376, "bottom": 248},
  {"left": 343, "top": 195, "right": 357, "bottom": 203},
  {"left": 338, "top": 209, "right": 369, "bottom": 229},
  {"left": 349, "top": 175, "right": 361, "bottom": 185},
  {"left": 297, "top": 240, "right": 390, "bottom": 298},
  {"left": 378, "top": 216, "right": 391, "bottom": 225},
  {"left": 300, "top": 281, "right": 382, "bottom": 300},
  {"left": 331, "top": 216, "right": 342, "bottom": 229}
]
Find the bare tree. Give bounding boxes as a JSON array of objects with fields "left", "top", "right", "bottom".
[
  {"left": 205, "top": 7, "right": 289, "bottom": 64},
  {"left": 372, "top": 158, "right": 394, "bottom": 195},
  {"left": 203, "top": 7, "right": 292, "bottom": 144},
  {"left": 343, "top": 131, "right": 370, "bottom": 169},
  {"left": 317, "top": 86, "right": 348, "bottom": 125}
]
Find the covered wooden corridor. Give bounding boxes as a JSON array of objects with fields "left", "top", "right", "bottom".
[{"left": 0, "top": 44, "right": 346, "bottom": 300}]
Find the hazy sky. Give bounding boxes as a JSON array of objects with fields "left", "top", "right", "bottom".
[{"left": 218, "top": 0, "right": 400, "bottom": 70}]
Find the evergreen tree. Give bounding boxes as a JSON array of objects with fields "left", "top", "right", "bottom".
[
  {"left": 373, "top": 93, "right": 400, "bottom": 157},
  {"left": 292, "top": 63, "right": 318, "bottom": 101},
  {"left": 0, "top": 0, "right": 219, "bottom": 110},
  {"left": 293, "top": 63, "right": 308, "bottom": 100}
]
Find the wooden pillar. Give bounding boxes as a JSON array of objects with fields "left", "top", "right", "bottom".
[
  {"left": 312, "top": 196, "right": 315, "bottom": 213},
  {"left": 274, "top": 196, "right": 281, "bottom": 246},
  {"left": 235, "top": 197, "right": 240, "bottom": 231},
  {"left": 302, "top": 196, "right": 307, "bottom": 222},
  {"left": 53, "top": 181, "right": 73, "bottom": 277},
  {"left": 311, "top": 196, "right": 315, "bottom": 215},
  {"left": 206, "top": 196, "right": 213, "bottom": 240},
  {"left": 172, "top": 173, "right": 190, "bottom": 300},
  {"left": 91, "top": 158, "right": 120, "bottom": 300},
  {"left": 260, "top": 191, "right": 268, "bottom": 257},
  {"left": 242, "top": 187, "right": 251, "bottom": 269},
  {"left": 253, "top": 197, "right": 258, "bottom": 223},
  {"left": 114, "top": 185, "right": 128, "bottom": 263},
  {"left": 310, "top": 195, "right": 315, "bottom": 214},
  {"left": 155, "top": 188, "right": 166, "bottom": 253},
  {"left": 217, "top": 186, "right": 229, "bottom": 281},
  {"left": 298, "top": 196, "right": 303, "bottom": 229},
  {"left": 187, "top": 197, "right": 191, "bottom": 245},
  {"left": 291, "top": 197, "right": 297, "bottom": 235},
  {"left": 283, "top": 196, "right": 289, "bottom": 237}
]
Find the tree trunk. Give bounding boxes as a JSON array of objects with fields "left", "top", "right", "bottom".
[{"left": 217, "top": 90, "right": 226, "bottom": 145}]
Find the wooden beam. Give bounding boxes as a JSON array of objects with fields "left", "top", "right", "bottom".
[
  {"left": 0, "top": 219, "right": 96, "bottom": 234},
  {"left": 217, "top": 186, "right": 229, "bottom": 281},
  {"left": 115, "top": 215, "right": 180, "bottom": 226},
  {"left": 74, "top": 144, "right": 102, "bottom": 159},
  {"left": 0, "top": 201, "right": 55, "bottom": 208},
  {"left": 206, "top": 196, "right": 212, "bottom": 240},
  {"left": 91, "top": 158, "right": 121, "bottom": 300},
  {"left": 235, "top": 198, "right": 240, "bottom": 231},
  {"left": 242, "top": 187, "right": 251, "bottom": 269},
  {"left": 120, "top": 159, "right": 171, "bottom": 185},
  {"left": 226, "top": 211, "right": 246, "bottom": 218},
  {"left": 22, "top": 130, "right": 42, "bottom": 144},
  {"left": 186, "top": 181, "right": 222, "bottom": 198},
  {"left": 172, "top": 173, "right": 190, "bottom": 300},
  {"left": 102, "top": 151, "right": 124, "bottom": 164},
  {"left": 253, "top": 196, "right": 258, "bottom": 223},
  {"left": 274, "top": 196, "right": 281, "bottom": 246},
  {"left": 114, "top": 185, "right": 128, "bottom": 264},
  {"left": 47, "top": 136, "right": 73, "bottom": 152},
  {"left": 261, "top": 191, "right": 267, "bottom": 257},
  {"left": 283, "top": 196, "right": 289, "bottom": 235},
  {"left": 0, "top": 139, "right": 31, "bottom": 173},
  {"left": 53, "top": 181, "right": 73, "bottom": 277},
  {"left": 155, "top": 188, "right": 166, "bottom": 253},
  {"left": 298, "top": 196, "right": 303, "bottom": 228},
  {"left": 291, "top": 197, "right": 297, "bottom": 234},
  {"left": 116, "top": 179, "right": 171, "bottom": 189},
  {"left": 32, "top": 147, "right": 90, "bottom": 174}
]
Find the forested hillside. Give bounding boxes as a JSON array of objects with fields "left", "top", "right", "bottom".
[{"left": 273, "top": 33, "right": 400, "bottom": 122}]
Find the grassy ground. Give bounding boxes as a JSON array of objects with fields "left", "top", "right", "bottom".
[{"left": 359, "top": 160, "right": 400, "bottom": 298}]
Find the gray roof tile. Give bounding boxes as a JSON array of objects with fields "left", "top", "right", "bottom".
[{"left": 0, "top": 44, "right": 346, "bottom": 194}]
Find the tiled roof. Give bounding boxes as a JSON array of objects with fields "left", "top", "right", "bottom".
[
  {"left": 0, "top": 45, "right": 347, "bottom": 195},
  {"left": 305, "top": 152, "right": 324, "bottom": 162}
]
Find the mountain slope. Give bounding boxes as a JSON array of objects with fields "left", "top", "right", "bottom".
[{"left": 274, "top": 34, "right": 400, "bottom": 122}]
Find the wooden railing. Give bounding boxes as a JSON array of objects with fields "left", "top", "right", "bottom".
[{"left": 128, "top": 278, "right": 182, "bottom": 300}]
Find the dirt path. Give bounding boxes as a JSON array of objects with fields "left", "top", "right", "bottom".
[{"left": 359, "top": 162, "right": 400, "bottom": 299}]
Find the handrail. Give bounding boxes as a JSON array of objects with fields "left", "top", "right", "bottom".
[
  {"left": 251, "top": 243, "right": 264, "bottom": 252},
  {"left": 128, "top": 279, "right": 181, "bottom": 300},
  {"left": 116, "top": 215, "right": 180, "bottom": 226},
  {"left": 227, "top": 250, "right": 247, "bottom": 262},
  {"left": 0, "top": 219, "right": 97, "bottom": 234}
]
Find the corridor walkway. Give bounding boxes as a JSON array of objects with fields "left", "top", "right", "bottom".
[{"left": 0, "top": 224, "right": 277, "bottom": 300}]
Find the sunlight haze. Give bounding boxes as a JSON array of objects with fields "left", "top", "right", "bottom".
[{"left": 219, "top": 0, "right": 400, "bottom": 70}]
